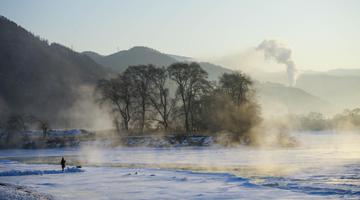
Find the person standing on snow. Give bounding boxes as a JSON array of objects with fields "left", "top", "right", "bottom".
[{"left": 61, "top": 157, "right": 66, "bottom": 172}]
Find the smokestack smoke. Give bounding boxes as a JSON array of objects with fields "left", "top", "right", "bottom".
[{"left": 256, "top": 40, "right": 297, "bottom": 86}]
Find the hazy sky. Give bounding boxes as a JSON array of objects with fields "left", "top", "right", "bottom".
[{"left": 1, "top": 0, "right": 360, "bottom": 70}]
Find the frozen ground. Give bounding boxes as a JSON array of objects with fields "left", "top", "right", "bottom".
[
  {"left": 0, "top": 131, "right": 359, "bottom": 199},
  {"left": 0, "top": 161, "right": 327, "bottom": 200},
  {"left": 0, "top": 182, "right": 53, "bottom": 200}
]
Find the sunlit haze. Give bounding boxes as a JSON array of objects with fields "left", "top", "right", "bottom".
[{"left": 1, "top": 0, "right": 360, "bottom": 70}]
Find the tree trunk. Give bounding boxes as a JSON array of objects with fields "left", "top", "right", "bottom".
[
  {"left": 140, "top": 99, "right": 146, "bottom": 133},
  {"left": 184, "top": 111, "right": 190, "bottom": 133},
  {"left": 123, "top": 120, "right": 129, "bottom": 131}
]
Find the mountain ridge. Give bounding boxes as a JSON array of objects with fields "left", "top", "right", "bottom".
[
  {"left": 82, "top": 47, "right": 233, "bottom": 81},
  {"left": 0, "top": 16, "right": 110, "bottom": 127}
]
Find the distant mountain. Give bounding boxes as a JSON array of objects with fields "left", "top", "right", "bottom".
[
  {"left": 198, "top": 62, "right": 232, "bottom": 81},
  {"left": 295, "top": 73, "right": 360, "bottom": 110},
  {"left": 227, "top": 67, "right": 360, "bottom": 112},
  {"left": 83, "top": 47, "right": 337, "bottom": 114},
  {"left": 256, "top": 82, "right": 332, "bottom": 116},
  {"left": 83, "top": 46, "right": 176, "bottom": 72},
  {"left": 83, "top": 47, "right": 232, "bottom": 81},
  {"left": 166, "top": 54, "right": 194, "bottom": 62},
  {"left": 0, "top": 16, "right": 110, "bottom": 127},
  {"left": 323, "top": 69, "right": 360, "bottom": 77}
]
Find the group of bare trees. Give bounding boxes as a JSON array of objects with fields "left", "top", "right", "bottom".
[
  {"left": 97, "top": 64, "right": 174, "bottom": 133},
  {"left": 97, "top": 62, "right": 260, "bottom": 138},
  {"left": 287, "top": 108, "right": 360, "bottom": 131},
  {"left": 167, "top": 63, "right": 211, "bottom": 132},
  {"left": 0, "top": 114, "right": 50, "bottom": 136},
  {"left": 0, "top": 114, "right": 50, "bottom": 148}
]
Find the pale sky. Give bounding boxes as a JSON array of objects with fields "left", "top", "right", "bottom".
[{"left": 1, "top": 0, "right": 360, "bottom": 70}]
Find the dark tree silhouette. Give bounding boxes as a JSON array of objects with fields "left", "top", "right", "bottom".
[
  {"left": 27, "top": 116, "right": 50, "bottom": 137},
  {"left": 38, "top": 121, "right": 50, "bottom": 137},
  {"left": 95, "top": 63, "right": 261, "bottom": 144},
  {"left": 5, "top": 114, "right": 28, "bottom": 132},
  {"left": 124, "top": 65, "right": 155, "bottom": 133},
  {"left": 3, "top": 114, "right": 31, "bottom": 145},
  {"left": 148, "top": 67, "right": 176, "bottom": 130},
  {"left": 168, "top": 62, "right": 211, "bottom": 133},
  {"left": 219, "top": 72, "right": 253, "bottom": 105},
  {"left": 96, "top": 74, "right": 132, "bottom": 132}
]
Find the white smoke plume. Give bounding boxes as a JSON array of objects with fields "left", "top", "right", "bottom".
[{"left": 256, "top": 40, "right": 297, "bottom": 86}]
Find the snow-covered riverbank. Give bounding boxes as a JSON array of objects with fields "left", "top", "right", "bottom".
[
  {"left": 0, "top": 160, "right": 329, "bottom": 200},
  {"left": 0, "top": 182, "right": 53, "bottom": 200}
]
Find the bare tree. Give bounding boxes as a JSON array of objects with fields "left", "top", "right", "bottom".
[
  {"left": 5, "top": 114, "right": 28, "bottom": 131},
  {"left": 148, "top": 67, "right": 176, "bottom": 130},
  {"left": 96, "top": 74, "right": 132, "bottom": 132},
  {"left": 168, "top": 62, "right": 211, "bottom": 133},
  {"left": 28, "top": 116, "right": 50, "bottom": 137},
  {"left": 38, "top": 121, "right": 50, "bottom": 137},
  {"left": 3, "top": 114, "right": 31, "bottom": 144},
  {"left": 124, "top": 65, "right": 155, "bottom": 133},
  {"left": 219, "top": 72, "right": 252, "bottom": 105}
]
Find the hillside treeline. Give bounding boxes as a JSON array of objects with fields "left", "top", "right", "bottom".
[
  {"left": 277, "top": 108, "right": 360, "bottom": 131},
  {"left": 97, "top": 62, "right": 261, "bottom": 143}
]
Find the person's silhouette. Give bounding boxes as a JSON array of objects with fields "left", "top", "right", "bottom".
[{"left": 61, "top": 157, "right": 66, "bottom": 172}]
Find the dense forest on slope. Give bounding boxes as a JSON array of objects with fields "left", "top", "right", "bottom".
[{"left": 0, "top": 16, "right": 110, "bottom": 127}]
